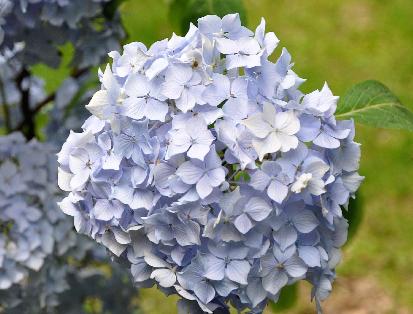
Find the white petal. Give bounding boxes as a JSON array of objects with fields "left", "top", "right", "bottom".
[
  {"left": 101, "top": 232, "right": 126, "bottom": 257},
  {"left": 58, "top": 167, "right": 72, "bottom": 191},
  {"left": 187, "top": 144, "right": 210, "bottom": 161},
  {"left": 144, "top": 252, "right": 169, "bottom": 268},
  {"left": 242, "top": 113, "right": 271, "bottom": 138},
  {"left": 275, "top": 111, "right": 300, "bottom": 135},
  {"left": 253, "top": 132, "right": 281, "bottom": 161},
  {"left": 278, "top": 133, "right": 299, "bottom": 153},
  {"left": 70, "top": 171, "right": 89, "bottom": 190},
  {"left": 86, "top": 90, "right": 111, "bottom": 119},
  {"left": 151, "top": 269, "right": 176, "bottom": 288}
]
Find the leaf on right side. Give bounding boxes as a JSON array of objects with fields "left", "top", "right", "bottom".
[{"left": 336, "top": 80, "right": 413, "bottom": 131}]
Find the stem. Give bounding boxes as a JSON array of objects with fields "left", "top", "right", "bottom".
[
  {"left": 16, "top": 68, "right": 35, "bottom": 140},
  {"left": 31, "top": 67, "right": 89, "bottom": 115},
  {"left": 12, "top": 67, "right": 89, "bottom": 134},
  {"left": 0, "top": 79, "right": 11, "bottom": 133},
  {"left": 227, "top": 168, "right": 241, "bottom": 182}
]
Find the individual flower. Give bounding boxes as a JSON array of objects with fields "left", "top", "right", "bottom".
[
  {"left": 269, "top": 201, "right": 319, "bottom": 251},
  {"left": 161, "top": 64, "right": 205, "bottom": 112},
  {"left": 290, "top": 155, "right": 330, "bottom": 196},
  {"left": 243, "top": 103, "right": 300, "bottom": 160},
  {"left": 123, "top": 73, "right": 168, "bottom": 122},
  {"left": 176, "top": 147, "right": 226, "bottom": 199},
  {"left": 249, "top": 160, "right": 292, "bottom": 203},
  {"left": 260, "top": 245, "right": 307, "bottom": 295},
  {"left": 166, "top": 116, "right": 214, "bottom": 161},
  {"left": 203, "top": 242, "right": 251, "bottom": 285}
]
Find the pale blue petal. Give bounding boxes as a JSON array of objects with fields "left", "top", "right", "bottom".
[
  {"left": 177, "top": 162, "right": 204, "bottom": 185},
  {"left": 267, "top": 180, "right": 288, "bottom": 203},
  {"left": 274, "top": 225, "right": 297, "bottom": 251},
  {"left": 226, "top": 260, "right": 250, "bottom": 285},
  {"left": 262, "top": 270, "right": 288, "bottom": 295},
  {"left": 284, "top": 255, "right": 307, "bottom": 278}
]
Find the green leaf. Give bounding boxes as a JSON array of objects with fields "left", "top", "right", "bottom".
[
  {"left": 336, "top": 80, "right": 413, "bottom": 131},
  {"left": 212, "top": 0, "right": 247, "bottom": 21},
  {"left": 269, "top": 283, "right": 298, "bottom": 311},
  {"left": 103, "top": 0, "right": 127, "bottom": 20},
  {"left": 31, "top": 43, "right": 74, "bottom": 93},
  {"left": 234, "top": 170, "right": 250, "bottom": 182},
  {"left": 168, "top": 0, "right": 247, "bottom": 35},
  {"left": 34, "top": 111, "right": 49, "bottom": 141}
]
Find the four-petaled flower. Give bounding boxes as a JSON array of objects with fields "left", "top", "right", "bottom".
[
  {"left": 243, "top": 103, "right": 300, "bottom": 160},
  {"left": 176, "top": 147, "right": 226, "bottom": 199}
]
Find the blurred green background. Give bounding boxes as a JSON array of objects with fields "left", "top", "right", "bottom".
[{"left": 38, "top": 0, "right": 413, "bottom": 313}]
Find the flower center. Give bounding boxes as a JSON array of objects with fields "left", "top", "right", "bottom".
[{"left": 291, "top": 173, "right": 312, "bottom": 193}]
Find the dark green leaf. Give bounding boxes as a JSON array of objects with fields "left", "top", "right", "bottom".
[
  {"left": 212, "top": 0, "right": 247, "bottom": 22},
  {"left": 103, "top": 0, "right": 127, "bottom": 20},
  {"left": 269, "top": 283, "right": 298, "bottom": 311},
  {"left": 336, "top": 80, "right": 413, "bottom": 131},
  {"left": 168, "top": 0, "right": 247, "bottom": 34},
  {"left": 342, "top": 193, "right": 364, "bottom": 244}
]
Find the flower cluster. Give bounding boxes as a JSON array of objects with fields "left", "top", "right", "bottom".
[
  {"left": 0, "top": 0, "right": 124, "bottom": 134},
  {"left": 1, "top": 248, "right": 140, "bottom": 314},
  {"left": 58, "top": 14, "right": 363, "bottom": 313},
  {"left": 0, "top": 0, "right": 123, "bottom": 68},
  {"left": 0, "top": 133, "right": 76, "bottom": 289},
  {"left": 0, "top": 132, "right": 138, "bottom": 312}
]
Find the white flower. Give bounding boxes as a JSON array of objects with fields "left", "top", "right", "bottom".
[{"left": 243, "top": 102, "right": 300, "bottom": 160}]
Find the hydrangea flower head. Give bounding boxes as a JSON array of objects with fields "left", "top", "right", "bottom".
[
  {"left": 0, "top": 133, "right": 138, "bottom": 312},
  {"left": 0, "top": 133, "right": 77, "bottom": 291},
  {"left": 58, "top": 14, "right": 363, "bottom": 313}
]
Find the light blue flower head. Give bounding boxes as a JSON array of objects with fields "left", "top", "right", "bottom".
[
  {"left": 0, "top": 132, "right": 138, "bottom": 313},
  {"left": 58, "top": 14, "right": 363, "bottom": 313},
  {"left": 0, "top": 133, "right": 74, "bottom": 299}
]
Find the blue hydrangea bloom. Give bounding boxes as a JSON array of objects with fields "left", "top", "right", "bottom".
[
  {"left": 0, "top": 133, "right": 80, "bottom": 302},
  {"left": 0, "top": 132, "right": 138, "bottom": 312},
  {"left": 58, "top": 14, "right": 363, "bottom": 314}
]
